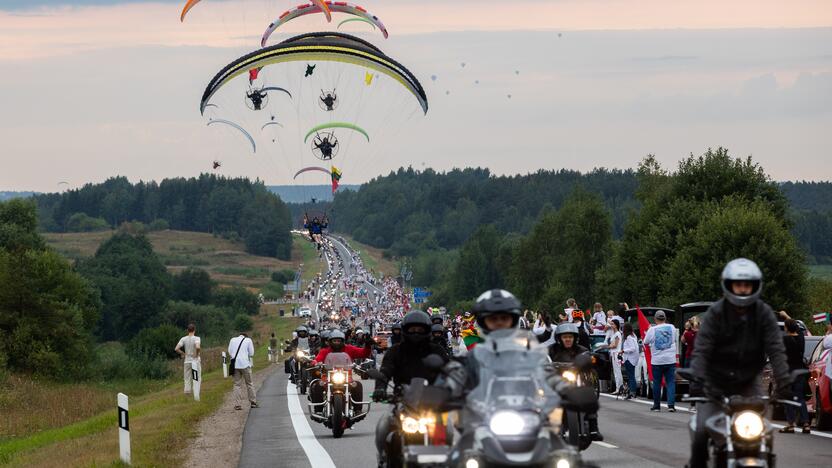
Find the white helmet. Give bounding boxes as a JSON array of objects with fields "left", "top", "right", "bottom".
[{"left": 721, "top": 258, "right": 763, "bottom": 307}]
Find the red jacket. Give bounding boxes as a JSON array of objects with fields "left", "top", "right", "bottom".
[{"left": 314, "top": 344, "right": 371, "bottom": 364}]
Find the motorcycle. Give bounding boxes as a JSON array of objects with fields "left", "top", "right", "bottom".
[
  {"left": 435, "top": 330, "right": 591, "bottom": 468},
  {"left": 308, "top": 355, "right": 372, "bottom": 438},
  {"left": 286, "top": 348, "right": 312, "bottom": 394},
  {"left": 677, "top": 368, "right": 806, "bottom": 468},
  {"left": 368, "top": 369, "right": 452, "bottom": 468},
  {"left": 551, "top": 353, "right": 603, "bottom": 451}
]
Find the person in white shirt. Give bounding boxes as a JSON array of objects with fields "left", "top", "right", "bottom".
[
  {"left": 621, "top": 322, "right": 640, "bottom": 399},
  {"left": 175, "top": 323, "right": 201, "bottom": 395},
  {"left": 228, "top": 332, "right": 257, "bottom": 410},
  {"left": 591, "top": 302, "right": 607, "bottom": 328},
  {"left": 603, "top": 319, "right": 624, "bottom": 394},
  {"left": 643, "top": 310, "right": 679, "bottom": 412}
]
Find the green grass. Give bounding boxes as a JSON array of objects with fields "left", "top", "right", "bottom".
[
  {"left": 808, "top": 264, "right": 832, "bottom": 281},
  {"left": 0, "top": 313, "right": 303, "bottom": 467}
]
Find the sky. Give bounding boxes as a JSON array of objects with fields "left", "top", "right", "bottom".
[{"left": 1, "top": 0, "right": 831, "bottom": 191}]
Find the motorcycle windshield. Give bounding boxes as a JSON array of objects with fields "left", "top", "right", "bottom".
[
  {"left": 467, "top": 329, "right": 560, "bottom": 416},
  {"left": 324, "top": 352, "right": 353, "bottom": 369}
]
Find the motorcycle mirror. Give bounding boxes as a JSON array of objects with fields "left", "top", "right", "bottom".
[{"left": 422, "top": 354, "right": 445, "bottom": 370}]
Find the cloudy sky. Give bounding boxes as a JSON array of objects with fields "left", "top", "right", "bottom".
[{"left": 1, "top": 0, "right": 831, "bottom": 191}]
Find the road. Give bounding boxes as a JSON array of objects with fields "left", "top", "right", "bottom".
[{"left": 240, "top": 237, "right": 832, "bottom": 467}]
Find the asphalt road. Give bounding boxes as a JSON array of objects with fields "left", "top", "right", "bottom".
[
  {"left": 241, "top": 369, "right": 832, "bottom": 468},
  {"left": 241, "top": 237, "right": 832, "bottom": 467}
]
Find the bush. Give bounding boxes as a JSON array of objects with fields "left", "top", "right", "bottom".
[
  {"left": 271, "top": 269, "right": 296, "bottom": 284},
  {"left": 164, "top": 301, "right": 231, "bottom": 344},
  {"left": 260, "top": 282, "right": 285, "bottom": 300},
  {"left": 97, "top": 343, "right": 171, "bottom": 380},
  {"left": 233, "top": 314, "right": 253, "bottom": 332},
  {"left": 172, "top": 268, "right": 214, "bottom": 304},
  {"left": 126, "top": 324, "right": 182, "bottom": 360},
  {"left": 148, "top": 218, "right": 170, "bottom": 231},
  {"left": 65, "top": 212, "right": 109, "bottom": 232},
  {"left": 212, "top": 286, "right": 260, "bottom": 315}
]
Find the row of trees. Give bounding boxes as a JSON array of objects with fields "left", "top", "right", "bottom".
[
  {"left": 415, "top": 149, "right": 812, "bottom": 321},
  {"left": 36, "top": 175, "right": 293, "bottom": 259},
  {"left": 329, "top": 167, "right": 832, "bottom": 265},
  {"left": 0, "top": 200, "right": 261, "bottom": 380}
]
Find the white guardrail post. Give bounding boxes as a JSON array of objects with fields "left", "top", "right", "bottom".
[
  {"left": 192, "top": 361, "right": 201, "bottom": 401},
  {"left": 117, "top": 392, "right": 131, "bottom": 464},
  {"left": 222, "top": 351, "right": 229, "bottom": 378}
]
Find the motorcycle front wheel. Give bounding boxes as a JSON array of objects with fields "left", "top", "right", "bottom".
[
  {"left": 332, "top": 394, "right": 345, "bottom": 438},
  {"left": 565, "top": 411, "right": 591, "bottom": 451}
]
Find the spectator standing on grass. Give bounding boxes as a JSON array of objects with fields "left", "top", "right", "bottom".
[
  {"left": 269, "top": 332, "right": 278, "bottom": 361},
  {"left": 175, "top": 323, "right": 201, "bottom": 395},
  {"left": 643, "top": 310, "right": 679, "bottom": 412},
  {"left": 228, "top": 332, "right": 257, "bottom": 410}
]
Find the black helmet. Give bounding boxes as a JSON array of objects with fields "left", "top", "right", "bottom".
[
  {"left": 391, "top": 322, "right": 402, "bottom": 331},
  {"left": 431, "top": 323, "right": 445, "bottom": 334},
  {"left": 721, "top": 258, "right": 763, "bottom": 307},
  {"left": 402, "top": 311, "right": 431, "bottom": 344},
  {"left": 473, "top": 289, "right": 522, "bottom": 333},
  {"left": 430, "top": 314, "right": 444, "bottom": 325}
]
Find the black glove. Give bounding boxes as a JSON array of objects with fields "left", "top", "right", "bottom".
[{"left": 372, "top": 388, "right": 388, "bottom": 402}]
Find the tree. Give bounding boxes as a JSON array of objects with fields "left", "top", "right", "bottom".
[
  {"left": 605, "top": 148, "right": 793, "bottom": 307},
  {"left": 509, "top": 187, "right": 612, "bottom": 308},
  {"left": 452, "top": 225, "right": 505, "bottom": 300},
  {"left": 172, "top": 268, "right": 214, "bottom": 305},
  {"left": 78, "top": 233, "right": 171, "bottom": 341},
  {"left": 0, "top": 200, "right": 100, "bottom": 379},
  {"left": 212, "top": 286, "right": 260, "bottom": 315},
  {"left": 660, "top": 199, "right": 807, "bottom": 311}
]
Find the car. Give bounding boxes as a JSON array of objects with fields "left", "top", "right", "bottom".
[
  {"left": 299, "top": 307, "right": 312, "bottom": 318},
  {"left": 807, "top": 337, "right": 832, "bottom": 429}
]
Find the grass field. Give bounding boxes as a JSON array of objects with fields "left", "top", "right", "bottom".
[
  {"left": 0, "top": 312, "right": 302, "bottom": 467},
  {"left": 808, "top": 264, "right": 832, "bottom": 281},
  {"left": 44, "top": 230, "right": 309, "bottom": 290}
]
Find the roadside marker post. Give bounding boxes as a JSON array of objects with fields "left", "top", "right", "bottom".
[
  {"left": 222, "top": 352, "right": 229, "bottom": 378},
  {"left": 117, "top": 392, "right": 131, "bottom": 465},
  {"left": 192, "top": 361, "right": 201, "bottom": 401}
]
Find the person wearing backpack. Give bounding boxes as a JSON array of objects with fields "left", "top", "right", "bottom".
[
  {"left": 228, "top": 332, "right": 257, "bottom": 410},
  {"left": 643, "top": 310, "right": 679, "bottom": 412}
]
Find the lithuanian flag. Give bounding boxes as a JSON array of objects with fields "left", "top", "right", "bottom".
[{"left": 331, "top": 166, "right": 342, "bottom": 193}]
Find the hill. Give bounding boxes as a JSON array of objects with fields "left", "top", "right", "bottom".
[{"left": 44, "top": 230, "right": 305, "bottom": 290}]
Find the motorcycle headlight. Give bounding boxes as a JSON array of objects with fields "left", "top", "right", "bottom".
[
  {"left": 331, "top": 371, "right": 346, "bottom": 384},
  {"left": 556, "top": 459, "right": 571, "bottom": 468},
  {"left": 401, "top": 416, "right": 420, "bottom": 434},
  {"left": 296, "top": 350, "right": 306, "bottom": 359},
  {"left": 733, "top": 411, "right": 764, "bottom": 439},
  {"left": 489, "top": 411, "right": 529, "bottom": 436},
  {"left": 561, "top": 370, "right": 577, "bottom": 383}
]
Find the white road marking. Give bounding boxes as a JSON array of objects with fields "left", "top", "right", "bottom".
[
  {"left": 286, "top": 381, "right": 336, "bottom": 468},
  {"left": 598, "top": 392, "right": 832, "bottom": 439},
  {"left": 595, "top": 441, "right": 618, "bottom": 449}
]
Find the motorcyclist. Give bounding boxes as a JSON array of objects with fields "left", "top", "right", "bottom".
[
  {"left": 389, "top": 322, "right": 403, "bottom": 346},
  {"left": 687, "top": 258, "right": 792, "bottom": 468},
  {"left": 288, "top": 326, "right": 311, "bottom": 383},
  {"left": 308, "top": 329, "right": 321, "bottom": 355},
  {"left": 548, "top": 322, "right": 603, "bottom": 441},
  {"left": 309, "top": 329, "right": 372, "bottom": 413},
  {"left": 373, "top": 311, "right": 449, "bottom": 464},
  {"left": 431, "top": 323, "right": 450, "bottom": 352}
]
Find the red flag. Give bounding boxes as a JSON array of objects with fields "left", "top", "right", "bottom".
[
  {"left": 248, "top": 67, "right": 260, "bottom": 84},
  {"left": 636, "top": 304, "right": 652, "bottom": 380}
]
